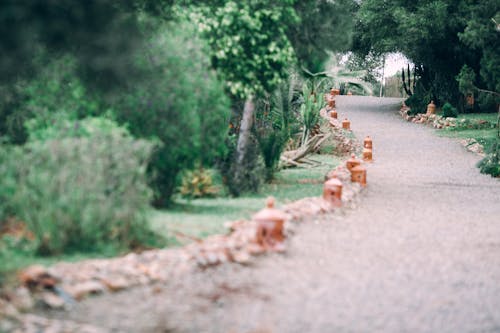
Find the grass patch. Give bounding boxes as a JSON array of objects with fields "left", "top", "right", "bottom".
[
  {"left": 151, "top": 154, "right": 341, "bottom": 243},
  {"left": 437, "top": 113, "right": 499, "bottom": 152}
]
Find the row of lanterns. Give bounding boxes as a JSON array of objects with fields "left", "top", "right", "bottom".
[{"left": 253, "top": 88, "right": 374, "bottom": 252}]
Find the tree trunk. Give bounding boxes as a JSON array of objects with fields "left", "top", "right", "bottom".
[{"left": 233, "top": 96, "right": 255, "bottom": 188}]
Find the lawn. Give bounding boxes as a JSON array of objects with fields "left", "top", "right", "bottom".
[
  {"left": 151, "top": 154, "right": 341, "bottom": 244},
  {"left": 437, "top": 113, "right": 499, "bottom": 152}
]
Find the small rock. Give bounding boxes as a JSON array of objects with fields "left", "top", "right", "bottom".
[
  {"left": 40, "top": 292, "right": 65, "bottom": 309},
  {"left": 66, "top": 281, "right": 105, "bottom": 300},
  {"left": 11, "top": 287, "right": 34, "bottom": 310},
  {"left": 100, "top": 276, "right": 129, "bottom": 292},
  {"left": 231, "top": 251, "right": 251, "bottom": 265}
]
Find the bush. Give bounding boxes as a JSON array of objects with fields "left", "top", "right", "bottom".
[
  {"left": 116, "top": 20, "right": 230, "bottom": 206},
  {"left": 0, "top": 143, "right": 22, "bottom": 228},
  {"left": 477, "top": 142, "right": 500, "bottom": 177},
  {"left": 178, "top": 169, "right": 219, "bottom": 199},
  {"left": 217, "top": 134, "right": 265, "bottom": 197},
  {"left": 442, "top": 102, "right": 458, "bottom": 118},
  {"left": 4, "top": 54, "right": 104, "bottom": 143},
  {"left": 7, "top": 118, "right": 160, "bottom": 255},
  {"left": 255, "top": 73, "right": 302, "bottom": 181}
]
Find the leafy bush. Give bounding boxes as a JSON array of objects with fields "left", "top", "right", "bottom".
[
  {"left": 7, "top": 118, "right": 160, "bottom": 255},
  {"left": 300, "top": 82, "right": 322, "bottom": 145},
  {"left": 406, "top": 82, "right": 432, "bottom": 115},
  {"left": 217, "top": 134, "right": 265, "bottom": 197},
  {"left": 0, "top": 143, "right": 22, "bottom": 228},
  {"left": 255, "top": 72, "right": 302, "bottom": 181},
  {"left": 5, "top": 54, "right": 104, "bottom": 143},
  {"left": 116, "top": 20, "right": 230, "bottom": 206},
  {"left": 477, "top": 142, "right": 500, "bottom": 177},
  {"left": 442, "top": 102, "right": 458, "bottom": 118},
  {"left": 477, "top": 93, "right": 500, "bottom": 113},
  {"left": 178, "top": 169, "right": 219, "bottom": 199}
]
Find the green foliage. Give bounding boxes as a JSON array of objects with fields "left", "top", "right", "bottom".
[
  {"left": 116, "top": 20, "right": 230, "bottom": 206},
  {"left": 406, "top": 82, "right": 432, "bottom": 115},
  {"left": 179, "top": 169, "right": 219, "bottom": 199},
  {"left": 477, "top": 142, "right": 500, "bottom": 177},
  {"left": 0, "top": 144, "right": 21, "bottom": 227},
  {"left": 255, "top": 71, "right": 302, "bottom": 181},
  {"left": 4, "top": 118, "right": 159, "bottom": 255},
  {"left": 300, "top": 83, "right": 322, "bottom": 145},
  {"left": 2, "top": 54, "right": 105, "bottom": 143},
  {"left": 217, "top": 133, "right": 265, "bottom": 197},
  {"left": 194, "top": 1, "right": 298, "bottom": 98},
  {"left": 288, "top": 0, "right": 359, "bottom": 73},
  {"left": 354, "top": 0, "right": 499, "bottom": 110},
  {"left": 442, "top": 102, "right": 458, "bottom": 118},
  {"left": 457, "top": 65, "right": 476, "bottom": 95}
]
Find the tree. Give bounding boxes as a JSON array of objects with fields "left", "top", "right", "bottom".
[
  {"left": 353, "top": 0, "right": 499, "bottom": 111},
  {"left": 194, "top": 1, "right": 298, "bottom": 194},
  {"left": 287, "top": 0, "right": 359, "bottom": 73}
]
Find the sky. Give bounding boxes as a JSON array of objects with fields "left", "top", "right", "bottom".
[{"left": 383, "top": 52, "right": 411, "bottom": 78}]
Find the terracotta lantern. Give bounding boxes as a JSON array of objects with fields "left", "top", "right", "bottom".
[
  {"left": 330, "top": 109, "right": 338, "bottom": 119},
  {"left": 346, "top": 153, "right": 361, "bottom": 171},
  {"left": 330, "top": 88, "right": 340, "bottom": 96},
  {"left": 362, "top": 147, "right": 373, "bottom": 162},
  {"left": 426, "top": 100, "right": 436, "bottom": 115},
  {"left": 342, "top": 118, "right": 350, "bottom": 130},
  {"left": 323, "top": 175, "right": 343, "bottom": 207},
  {"left": 363, "top": 136, "right": 373, "bottom": 149},
  {"left": 253, "top": 197, "right": 286, "bottom": 252},
  {"left": 328, "top": 98, "right": 336, "bottom": 108},
  {"left": 350, "top": 165, "right": 367, "bottom": 186}
]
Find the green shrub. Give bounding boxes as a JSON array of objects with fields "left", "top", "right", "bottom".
[
  {"left": 477, "top": 93, "right": 500, "bottom": 113},
  {"left": 8, "top": 118, "right": 159, "bottom": 255},
  {"left": 477, "top": 142, "right": 500, "bottom": 177},
  {"left": 178, "top": 169, "right": 219, "bottom": 199},
  {"left": 217, "top": 134, "right": 265, "bottom": 197},
  {"left": 442, "top": 102, "right": 458, "bottom": 118},
  {"left": 255, "top": 72, "right": 302, "bottom": 181},
  {"left": 5, "top": 54, "right": 104, "bottom": 143},
  {"left": 116, "top": 20, "right": 230, "bottom": 206},
  {"left": 0, "top": 143, "right": 22, "bottom": 228}
]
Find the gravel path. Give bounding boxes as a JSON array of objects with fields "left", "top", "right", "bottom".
[{"left": 43, "top": 96, "right": 500, "bottom": 333}]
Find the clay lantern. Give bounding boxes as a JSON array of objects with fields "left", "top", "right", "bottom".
[
  {"left": 346, "top": 153, "right": 361, "bottom": 171},
  {"left": 342, "top": 118, "right": 350, "bottom": 130},
  {"left": 330, "top": 88, "right": 340, "bottom": 96},
  {"left": 426, "top": 100, "right": 436, "bottom": 115},
  {"left": 330, "top": 109, "right": 338, "bottom": 119},
  {"left": 253, "top": 197, "right": 286, "bottom": 252},
  {"left": 350, "top": 165, "right": 367, "bottom": 186},
  {"left": 323, "top": 175, "right": 343, "bottom": 207},
  {"left": 328, "top": 98, "right": 336, "bottom": 109},
  {"left": 362, "top": 136, "right": 373, "bottom": 162},
  {"left": 363, "top": 136, "right": 373, "bottom": 149},
  {"left": 362, "top": 147, "right": 373, "bottom": 162}
]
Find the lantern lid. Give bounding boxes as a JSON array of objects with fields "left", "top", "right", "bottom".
[
  {"left": 325, "top": 177, "right": 343, "bottom": 187},
  {"left": 364, "top": 136, "right": 372, "bottom": 142},
  {"left": 351, "top": 165, "right": 366, "bottom": 172},
  {"left": 428, "top": 100, "right": 435, "bottom": 106},
  {"left": 253, "top": 197, "right": 287, "bottom": 222},
  {"left": 347, "top": 153, "right": 359, "bottom": 162}
]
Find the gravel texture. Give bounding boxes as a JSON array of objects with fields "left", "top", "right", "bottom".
[{"left": 40, "top": 96, "right": 500, "bottom": 333}]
